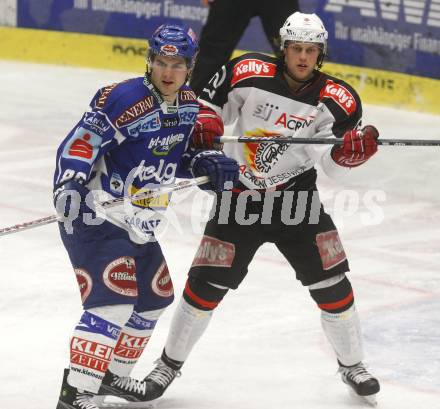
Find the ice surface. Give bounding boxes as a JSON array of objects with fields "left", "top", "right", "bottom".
[{"left": 0, "top": 60, "right": 439, "bottom": 408}]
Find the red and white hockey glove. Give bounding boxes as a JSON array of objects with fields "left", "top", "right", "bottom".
[
  {"left": 331, "top": 125, "right": 379, "bottom": 167},
  {"left": 191, "top": 104, "right": 224, "bottom": 150}
]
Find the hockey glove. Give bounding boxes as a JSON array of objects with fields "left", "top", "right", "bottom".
[
  {"left": 191, "top": 151, "right": 239, "bottom": 192},
  {"left": 54, "top": 180, "right": 96, "bottom": 233},
  {"left": 331, "top": 125, "right": 379, "bottom": 167},
  {"left": 191, "top": 104, "right": 224, "bottom": 150}
]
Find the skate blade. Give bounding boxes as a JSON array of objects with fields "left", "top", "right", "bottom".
[
  {"left": 93, "top": 395, "right": 158, "bottom": 409},
  {"left": 347, "top": 386, "right": 378, "bottom": 407}
]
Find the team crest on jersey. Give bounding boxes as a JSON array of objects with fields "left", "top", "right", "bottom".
[
  {"left": 103, "top": 257, "right": 138, "bottom": 297},
  {"left": 151, "top": 262, "right": 173, "bottom": 297},
  {"left": 242, "top": 129, "right": 288, "bottom": 174},
  {"left": 320, "top": 80, "right": 356, "bottom": 115},
  {"left": 231, "top": 59, "right": 277, "bottom": 86}
]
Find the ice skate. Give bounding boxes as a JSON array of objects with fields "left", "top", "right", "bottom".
[
  {"left": 56, "top": 369, "right": 100, "bottom": 409},
  {"left": 339, "top": 362, "right": 380, "bottom": 406},
  {"left": 142, "top": 358, "right": 181, "bottom": 399},
  {"left": 96, "top": 370, "right": 161, "bottom": 408},
  {"left": 96, "top": 359, "right": 180, "bottom": 408}
]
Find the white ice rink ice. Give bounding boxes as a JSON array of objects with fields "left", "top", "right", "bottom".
[{"left": 0, "top": 60, "right": 439, "bottom": 409}]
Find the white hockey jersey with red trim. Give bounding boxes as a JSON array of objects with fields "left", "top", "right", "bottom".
[{"left": 199, "top": 53, "right": 363, "bottom": 191}]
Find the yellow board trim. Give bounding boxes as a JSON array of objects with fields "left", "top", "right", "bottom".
[
  {"left": 1, "top": 26, "right": 439, "bottom": 115},
  {"left": 0, "top": 26, "right": 147, "bottom": 72}
]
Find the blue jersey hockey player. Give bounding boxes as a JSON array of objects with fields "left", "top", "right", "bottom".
[{"left": 54, "top": 24, "right": 239, "bottom": 409}]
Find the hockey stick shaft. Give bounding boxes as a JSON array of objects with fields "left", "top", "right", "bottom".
[
  {"left": 216, "top": 135, "right": 440, "bottom": 147},
  {"left": 0, "top": 176, "right": 209, "bottom": 237}
]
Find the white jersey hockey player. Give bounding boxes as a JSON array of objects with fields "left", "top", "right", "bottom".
[{"left": 138, "top": 12, "right": 381, "bottom": 407}]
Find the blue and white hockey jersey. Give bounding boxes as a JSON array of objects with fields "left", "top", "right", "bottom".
[{"left": 54, "top": 76, "right": 200, "bottom": 242}]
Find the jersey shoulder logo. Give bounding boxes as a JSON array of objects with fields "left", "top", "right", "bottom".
[
  {"left": 231, "top": 58, "right": 277, "bottom": 86},
  {"left": 319, "top": 80, "right": 357, "bottom": 115}
]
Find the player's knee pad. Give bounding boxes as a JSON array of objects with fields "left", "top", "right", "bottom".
[
  {"left": 308, "top": 274, "right": 354, "bottom": 313},
  {"left": 183, "top": 277, "right": 229, "bottom": 311}
]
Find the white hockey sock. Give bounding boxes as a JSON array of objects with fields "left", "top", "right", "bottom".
[
  {"left": 108, "top": 308, "right": 165, "bottom": 377},
  {"left": 68, "top": 304, "right": 133, "bottom": 393},
  {"left": 321, "top": 304, "right": 364, "bottom": 366},
  {"left": 164, "top": 297, "right": 213, "bottom": 362}
]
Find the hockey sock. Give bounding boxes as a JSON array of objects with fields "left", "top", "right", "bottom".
[
  {"left": 68, "top": 304, "right": 133, "bottom": 393},
  {"left": 309, "top": 274, "right": 354, "bottom": 314},
  {"left": 320, "top": 304, "right": 364, "bottom": 366},
  {"left": 164, "top": 297, "right": 214, "bottom": 363},
  {"left": 309, "top": 275, "right": 363, "bottom": 366},
  {"left": 108, "top": 308, "right": 165, "bottom": 376},
  {"left": 183, "top": 277, "right": 228, "bottom": 310}
]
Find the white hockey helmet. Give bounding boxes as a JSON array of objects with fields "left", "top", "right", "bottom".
[{"left": 279, "top": 12, "right": 328, "bottom": 66}]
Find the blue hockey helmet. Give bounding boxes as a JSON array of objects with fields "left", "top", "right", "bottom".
[{"left": 148, "top": 24, "right": 198, "bottom": 67}]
